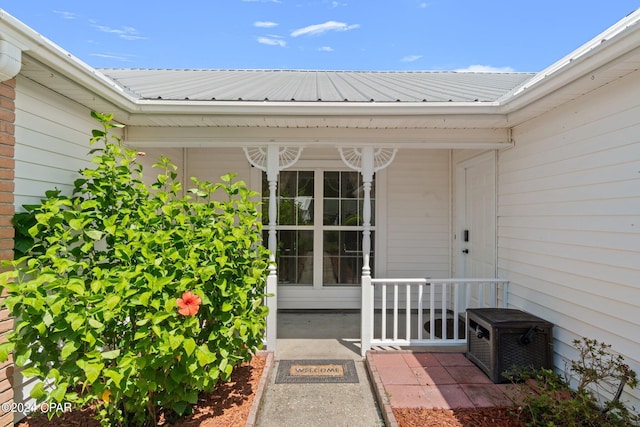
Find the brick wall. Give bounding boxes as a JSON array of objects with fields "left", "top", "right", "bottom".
[{"left": 0, "top": 78, "right": 16, "bottom": 427}]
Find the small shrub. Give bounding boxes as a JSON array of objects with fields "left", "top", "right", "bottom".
[
  {"left": 0, "top": 112, "right": 271, "bottom": 426},
  {"left": 505, "top": 337, "right": 639, "bottom": 427}
]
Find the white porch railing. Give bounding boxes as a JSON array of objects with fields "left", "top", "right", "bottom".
[{"left": 360, "top": 277, "right": 509, "bottom": 356}]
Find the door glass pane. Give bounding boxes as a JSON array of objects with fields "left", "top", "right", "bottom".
[
  {"left": 286, "top": 171, "right": 314, "bottom": 225},
  {"left": 263, "top": 171, "right": 314, "bottom": 225},
  {"left": 268, "top": 230, "right": 313, "bottom": 285},
  {"left": 323, "top": 171, "right": 374, "bottom": 226},
  {"left": 323, "top": 231, "right": 374, "bottom": 285}
]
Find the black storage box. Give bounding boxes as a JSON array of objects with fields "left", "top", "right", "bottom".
[{"left": 466, "top": 308, "right": 553, "bottom": 383}]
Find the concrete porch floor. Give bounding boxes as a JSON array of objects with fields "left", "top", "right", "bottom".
[{"left": 256, "top": 310, "right": 522, "bottom": 426}]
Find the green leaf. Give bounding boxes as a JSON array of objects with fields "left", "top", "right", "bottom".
[
  {"left": 81, "top": 199, "right": 99, "bottom": 210},
  {"left": 195, "top": 345, "right": 216, "bottom": 367},
  {"left": 222, "top": 302, "right": 233, "bottom": 312},
  {"left": 88, "top": 318, "right": 104, "bottom": 329},
  {"left": 66, "top": 313, "right": 84, "bottom": 331},
  {"left": 77, "top": 361, "right": 104, "bottom": 384},
  {"left": 67, "top": 279, "right": 85, "bottom": 296},
  {"left": 134, "top": 331, "right": 148, "bottom": 341},
  {"left": 172, "top": 400, "right": 188, "bottom": 416},
  {"left": 85, "top": 230, "right": 104, "bottom": 241},
  {"left": 69, "top": 218, "right": 84, "bottom": 231},
  {"left": 183, "top": 338, "right": 196, "bottom": 356},
  {"left": 104, "top": 368, "right": 124, "bottom": 388},
  {"left": 105, "top": 295, "right": 121, "bottom": 310},
  {"left": 20, "top": 367, "right": 41, "bottom": 378},
  {"left": 29, "top": 382, "right": 45, "bottom": 399},
  {"left": 0, "top": 342, "right": 14, "bottom": 361},
  {"left": 169, "top": 335, "right": 184, "bottom": 350},
  {"left": 61, "top": 341, "right": 80, "bottom": 360},
  {"left": 49, "top": 383, "right": 67, "bottom": 402},
  {"left": 101, "top": 349, "right": 120, "bottom": 360}
]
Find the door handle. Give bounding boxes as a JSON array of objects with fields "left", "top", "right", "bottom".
[{"left": 462, "top": 249, "right": 469, "bottom": 254}]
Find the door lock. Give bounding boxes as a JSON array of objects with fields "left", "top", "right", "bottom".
[{"left": 462, "top": 249, "right": 469, "bottom": 254}]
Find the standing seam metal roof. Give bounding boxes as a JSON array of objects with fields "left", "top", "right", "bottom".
[{"left": 100, "top": 69, "right": 535, "bottom": 103}]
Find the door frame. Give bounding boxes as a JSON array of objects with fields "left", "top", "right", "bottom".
[
  {"left": 251, "top": 160, "right": 387, "bottom": 309},
  {"left": 454, "top": 151, "right": 498, "bottom": 279}
]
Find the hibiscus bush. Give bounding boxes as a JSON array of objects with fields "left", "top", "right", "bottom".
[{"left": 0, "top": 112, "right": 270, "bottom": 426}]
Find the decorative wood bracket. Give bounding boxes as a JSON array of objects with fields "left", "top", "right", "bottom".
[
  {"left": 338, "top": 147, "right": 397, "bottom": 173},
  {"left": 243, "top": 146, "right": 303, "bottom": 174}
]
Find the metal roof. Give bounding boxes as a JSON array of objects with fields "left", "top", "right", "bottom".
[{"left": 100, "top": 69, "right": 535, "bottom": 103}]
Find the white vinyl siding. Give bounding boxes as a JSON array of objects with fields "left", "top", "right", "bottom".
[
  {"left": 135, "top": 147, "right": 252, "bottom": 199},
  {"left": 14, "top": 76, "right": 100, "bottom": 209},
  {"left": 12, "top": 75, "right": 101, "bottom": 421},
  {"left": 498, "top": 69, "right": 640, "bottom": 407},
  {"left": 385, "top": 149, "right": 450, "bottom": 278}
]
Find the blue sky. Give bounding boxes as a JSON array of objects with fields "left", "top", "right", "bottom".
[{"left": 3, "top": 1, "right": 639, "bottom": 72}]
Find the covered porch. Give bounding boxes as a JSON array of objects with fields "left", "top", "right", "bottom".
[
  {"left": 114, "top": 71, "right": 525, "bottom": 359},
  {"left": 236, "top": 141, "right": 509, "bottom": 356},
  {"left": 134, "top": 141, "right": 511, "bottom": 357}
]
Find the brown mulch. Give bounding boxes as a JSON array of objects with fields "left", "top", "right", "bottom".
[
  {"left": 393, "top": 407, "right": 525, "bottom": 427},
  {"left": 16, "top": 354, "right": 266, "bottom": 427}
]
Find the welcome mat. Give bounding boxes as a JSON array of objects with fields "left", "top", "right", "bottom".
[{"left": 275, "top": 359, "right": 359, "bottom": 384}]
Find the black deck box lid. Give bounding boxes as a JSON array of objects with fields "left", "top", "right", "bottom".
[{"left": 467, "top": 308, "right": 553, "bottom": 328}]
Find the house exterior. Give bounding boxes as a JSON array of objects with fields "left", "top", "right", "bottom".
[{"left": 0, "top": 7, "right": 639, "bottom": 422}]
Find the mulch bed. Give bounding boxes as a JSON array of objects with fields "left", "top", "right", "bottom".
[
  {"left": 393, "top": 407, "right": 524, "bottom": 427},
  {"left": 16, "top": 354, "right": 266, "bottom": 427}
]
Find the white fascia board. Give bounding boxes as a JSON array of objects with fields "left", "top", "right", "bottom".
[
  {"left": 498, "top": 8, "right": 640, "bottom": 113},
  {"left": 134, "top": 99, "right": 502, "bottom": 117}
]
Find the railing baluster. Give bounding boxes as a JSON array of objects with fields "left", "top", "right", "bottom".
[
  {"left": 441, "top": 283, "right": 447, "bottom": 340},
  {"left": 453, "top": 282, "right": 459, "bottom": 340},
  {"left": 405, "top": 283, "right": 411, "bottom": 341},
  {"left": 429, "top": 282, "right": 435, "bottom": 339},
  {"left": 381, "top": 283, "right": 387, "bottom": 341},
  {"left": 490, "top": 281, "right": 497, "bottom": 307},
  {"left": 393, "top": 283, "right": 399, "bottom": 341},
  {"left": 417, "top": 283, "right": 423, "bottom": 341}
]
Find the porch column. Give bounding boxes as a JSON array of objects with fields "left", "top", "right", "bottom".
[
  {"left": 265, "top": 145, "right": 279, "bottom": 354},
  {"left": 243, "top": 146, "right": 303, "bottom": 354},
  {"left": 360, "top": 148, "right": 374, "bottom": 357},
  {"left": 338, "top": 147, "right": 397, "bottom": 356},
  {"left": 360, "top": 147, "right": 374, "bottom": 270},
  {"left": 266, "top": 145, "right": 279, "bottom": 256}
]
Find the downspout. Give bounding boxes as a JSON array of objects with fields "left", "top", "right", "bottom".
[{"left": 0, "top": 40, "right": 21, "bottom": 81}]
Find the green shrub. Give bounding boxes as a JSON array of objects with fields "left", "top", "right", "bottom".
[
  {"left": 505, "top": 337, "right": 639, "bottom": 426},
  {"left": 0, "top": 112, "right": 270, "bottom": 426}
]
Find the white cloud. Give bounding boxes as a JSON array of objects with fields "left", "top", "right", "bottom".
[
  {"left": 291, "top": 21, "right": 360, "bottom": 37},
  {"left": 255, "top": 21, "right": 278, "bottom": 28},
  {"left": 54, "top": 10, "right": 78, "bottom": 20},
  {"left": 93, "top": 24, "right": 147, "bottom": 40},
  {"left": 318, "top": 46, "right": 334, "bottom": 52},
  {"left": 401, "top": 55, "right": 422, "bottom": 63},
  {"left": 454, "top": 65, "right": 516, "bottom": 72},
  {"left": 89, "top": 53, "right": 134, "bottom": 62},
  {"left": 258, "top": 36, "right": 286, "bottom": 47}
]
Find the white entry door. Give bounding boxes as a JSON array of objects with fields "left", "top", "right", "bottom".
[{"left": 456, "top": 152, "right": 496, "bottom": 280}]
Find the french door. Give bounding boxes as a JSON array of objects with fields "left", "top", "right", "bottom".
[{"left": 262, "top": 170, "right": 375, "bottom": 292}]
